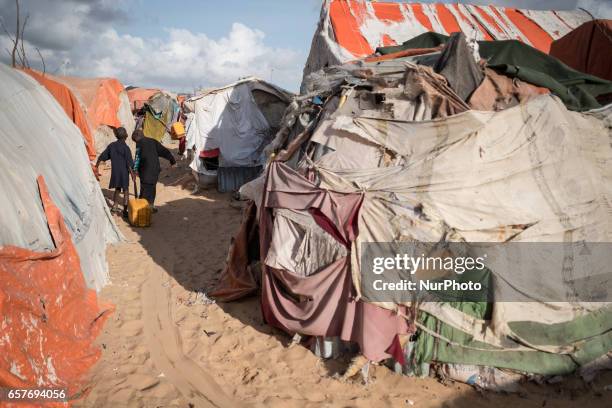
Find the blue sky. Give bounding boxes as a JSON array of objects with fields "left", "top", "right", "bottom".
[
  {"left": 0, "top": 0, "right": 610, "bottom": 93},
  {"left": 121, "top": 0, "right": 322, "bottom": 49}
]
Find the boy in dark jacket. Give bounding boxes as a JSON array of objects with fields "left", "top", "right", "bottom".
[
  {"left": 132, "top": 129, "right": 176, "bottom": 211},
  {"left": 95, "top": 127, "right": 136, "bottom": 218}
]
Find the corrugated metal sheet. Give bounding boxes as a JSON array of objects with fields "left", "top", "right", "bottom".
[{"left": 217, "top": 166, "right": 263, "bottom": 193}]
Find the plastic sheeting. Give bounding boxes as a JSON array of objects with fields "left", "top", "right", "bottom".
[
  {"left": 303, "top": 0, "right": 592, "bottom": 80},
  {"left": 0, "top": 63, "right": 121, "bottom": 290},
  {"left": 0, "top": 176, "right": 112, "bottom": 400},
  {"left": 185, "top": 78, "right": 292, "bottom": 172},
  {"left": 22, "top": 68, "right": 97, "bottom": 163},
  {"left": 48, "top": 74, "right": 136, "bottom": 153},
  {"left": 53, "top": 76, "right": 124, "bottom": 130},
  {"left": 127, "top": 87, "right": 160, "bottom": 112}
]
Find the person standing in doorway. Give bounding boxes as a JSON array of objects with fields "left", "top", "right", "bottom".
[{"left": 132, "top": 129, "right": 176, "bottom": 212}]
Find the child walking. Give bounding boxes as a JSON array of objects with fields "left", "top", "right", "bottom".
[{"left": 95, "top": 127, "right": 136, "bottom": 218}]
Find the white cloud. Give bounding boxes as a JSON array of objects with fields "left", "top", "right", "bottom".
[
  {"left": 0, "top": 0, "right": 303, "bottom": 92},
  {"left": 68, "top": 23, "right": 302, "bottom": 92},
  {"left": 2, "top": 0, "right": 610, "bottom": 93}
]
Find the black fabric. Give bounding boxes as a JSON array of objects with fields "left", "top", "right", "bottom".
[
  {"left": 140, "top": 182, "right": 156, "bottom": 205},
  {"left": 202, "top": 156, "right": 219, "bottom": 171},
  {"left": 98, "top": 140, "right": 133, "bottom": 190},
  {"left": 136, "top": 137, "right": 176, "bottom": 184},
  {"left": 433, "top": 32, "right": 484, "bottom": 101},
  {"left": 376, "top": 32, "right": 612, "bottom": 111}
]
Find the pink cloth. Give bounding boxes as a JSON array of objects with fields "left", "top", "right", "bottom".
[{"left": 260, "top": 162, "right": 413, "bottom": 361}]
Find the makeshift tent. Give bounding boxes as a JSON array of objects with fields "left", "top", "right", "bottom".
[
  {"left": 22, "top": 68, "right": 97, "bottom": 163},
  {"left": 184, "top": 78, "right": 293, "bottom": 192},
  {"left": 49, "top": 74, "right": 136, "bottom": 153},
  {"left": 0, "top": 62, "right": 117, "bottom": 397},
  {"left": 550, "top": 20, "right": 612, "bottom": 82},
  {"left": 215, "top": 34, "right": 612, "bottom": 387},
  {"left": 0, "top": 63, "right": 122, "bottom": 290},
  {"left": 127, "top": 87, "right": 161, "bottom": 112},
  {"left": 141, "top": 91, "right": 180, "bottom": 142},
  {"left": 303, "top": 0, "right": 592, "bottom": 84}
]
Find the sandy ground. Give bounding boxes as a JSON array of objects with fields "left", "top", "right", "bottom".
[{"left": 77, "top": 152, "right": 612, "bottom": 408}]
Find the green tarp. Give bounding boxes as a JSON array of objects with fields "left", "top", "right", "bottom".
[
  {"left": 409, "top": 267, "right": 612, "bottom": 375},
  {"left": 415, "top": 301, "right": 612, "bottom": 376},
  {"left": 376, "top": 32, "right": 612, "bottom": 111}
]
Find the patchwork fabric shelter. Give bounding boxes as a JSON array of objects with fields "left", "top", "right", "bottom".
[
  {"left": 550, "top": 20, "right": 612, "bottom": 82},
  {"left": 217, "top": 32, "right": 612, "bottom": 384},
  {"left": 303, "top": 0, "right": 592, "bottom": 84},
  {"left": 184, "top": 78, "right": 293, "bottom": 192}
]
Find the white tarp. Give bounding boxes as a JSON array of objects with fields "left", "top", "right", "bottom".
[
  {"left": 302, "top": 1, "right": 594, "bottom": 82},
  {"left": 0, "top": 64, "right": 121, "bottom": 290},
  {"left": 185, "top": 78, "right": 292, "bottom": 173}
]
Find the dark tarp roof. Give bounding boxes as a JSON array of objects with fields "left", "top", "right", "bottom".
[{"left": 550, "top": 19, "right": 612, "bottom": 82}]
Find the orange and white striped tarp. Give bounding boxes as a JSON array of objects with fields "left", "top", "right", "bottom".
[{"left": 302, "top": 0, "right": 592, "bottom": 80}]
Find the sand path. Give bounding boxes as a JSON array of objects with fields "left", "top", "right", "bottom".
[{"left": 77, "top": 156, "right": 611, "bottom": 407}]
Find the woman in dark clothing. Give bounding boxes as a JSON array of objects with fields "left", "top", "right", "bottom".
[
  {"left": 132, "top": 129, "right": 176, "bottom": 211},
  {"left": 95, "top": 127, "right": 136, "bottom": 217}
]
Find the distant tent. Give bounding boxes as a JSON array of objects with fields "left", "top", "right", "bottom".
[
  {"left": 141, "top": 91, "right": 180, "bottom": 142},
  {"left": 303, "top": 0, "right": 592, "bottom": 84},
  {"left": 550, "top": 19, "right": 612, "bottom": 82},
  {"left": 184, "top": 77, "right": 293, "bottom": 192},
  {"left": 22, "top": 68, "right": 97, "bottom": 163},
  {"left": 127, "top": 87, "right": 160, "bottom": 112},
  {"left": 48, "top": 75, "right": 136, "bottom": 153}
]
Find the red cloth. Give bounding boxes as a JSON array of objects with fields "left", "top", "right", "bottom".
[
  {"left": 386, "top": 335, "right": 406, "bottom": 366},
  {"left": 260, "top": 162, "right": 413, "bottom": 361},
  {"left": 550, "top": 20, "right": 612, "bottom": 81},
  {"left": 199, "top": 148, "right": 220, "bottom": 158}
]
